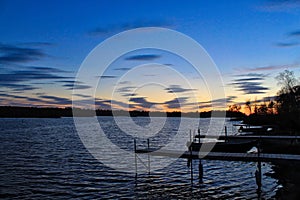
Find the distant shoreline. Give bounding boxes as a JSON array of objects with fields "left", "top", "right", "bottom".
[{"left": 0, "top": 106, "right": 245, "bottom": 119}]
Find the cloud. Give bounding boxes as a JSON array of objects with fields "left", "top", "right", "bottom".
[
  {"left": 116, "top": 86, "right": 135, "bottom": 93},
  {"left": 231, "top": 73, "right": 269, "bottom": 95},
  {"left": 237, "top": 85, "right": 269, "bottom": 94},
  {"left": 234, "top": 77, "right": 265, "bottom": 82},
  {"left": 39, "top": 95, "right": 72, "bottom": 105},
  {"left": 273, "top": 30, "right": 300, "bottom": 49},
  {"left": 0, "top": 43, "right": 46, "bottom": 64},
  {"left": 233, "top": 96, "right": 278, "bottom": 106},
  {"left": 0, "top": 92, "right": 74, "bottom": 106},
  {"left": 0, "top": 66, "right": 72, "bottom": 92},
  {"left": 96, "top": 99, "right": 129, "bottom": 110},
  {"left": 118, "top": 81, "right": 131, "bottom": 85},
  {"left": 56, "top": 80, "right": 92, "bottom": 90},
  {"left": 261, "top": 96, "right": 278, "bottom": 102},
  {"left": 275, "top": 41, "right": 299, "bottom": 47},
  {"left": 165, "top": 85, "right": 197, "bottom": 93},
  {"left": 116, "top": 86, "right": 137, "bottom": 97},
  {"left": 0, "top": 69, "right": 69, "bottom": 86},
  {"left": 0, "top": 93, "right": 41, "bottom": 104},
  {"left": 98, "top": 75, "right": 118, "bottom": 79},
  {"left": 0, "top": 43, "right": 72, "bottom": 93},
  {"left": 73, "top": 94, "right": 92, "bottom": 98},
  {"left": 0, "top": 43, "right": 76, "bottom": 95},
  {"left": 121, "top": 93, "right": 137, "bottom": 97},
  {"left": 0, "top": 83, "right": 39, "bottom": 92},
  {"left": 231, "top": 81, "right": 269, "bottom": 95},
  {"left": 201, "top": 96, "right": 237, "bottom": 104},
  {"left": 129, "top": 97, "right": 155, "bottom": 109},
  {"left": 56, "top": 80, "right": 82, "bottom": 84},
  {"left": 241, "top": 63, "right": 300, "bottom": 72},
  {"left": 113, "top": 67, "right": 131, "bottom": 71},
  {"left": 89, "top": 19, "right": 174, "bottom": 36},
  {"left": 0, "top": 67, "right": 70, "bottom": 83},
  {"left": 63, "top": 83, "right": 91, "bottom": 90},
  {"left": 164, "top": 97, "right": 189, "bottom": 109},
  {"left": 18, "top": 42, "right": 54, "bottom": 47},
  {"left": 29, "top": 66, "right": 68, "bottom": 73},
  {"left": 289, "top": 30, "right": 300, "bottom": 37},
  {"left": 257, "top": 0, "right": 300, "bottom": 12},
  {"left": 0, "top": 93, "right": 27, "bottom": 99},
  {"left": 197, "top": 96, "right": 236, "bottom": 109},
  {"left": 125, "top": 54, "right": 161, "bottom": 61},
  {"left": 236, "top": 73, "right": 269, "bottom": 77}
]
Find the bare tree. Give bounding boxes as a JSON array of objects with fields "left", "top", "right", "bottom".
[
  {"left": 276, "top": 70, "right": 299, "bottom": 94},
  {"left": 228, "top": 104, "right": 241, "bottom": 112},
  {"left": 275, "top": 70, "right": 299, "bottom": 113},
  {"left": 245, "top": 100, "right": 252, "bottom": 115}
]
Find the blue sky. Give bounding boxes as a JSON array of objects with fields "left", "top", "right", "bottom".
[{"left": 1, "top": 0, "right": 300, "bottom": 112}]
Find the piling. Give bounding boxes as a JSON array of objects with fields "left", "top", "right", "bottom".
[
  {"left": 198, "top": 159, "right": 203, "bottom": 183},
  {"left": 134, "top": 139, "right": 137, "bottom": 178},
  {"left": 256, "top": 138, "right": 262, "bottom": 191},
  {"left": 147, "top": 138, "right": 150, "bottom": 174},
  {"left": 224, "top": 126, "right": 228, "bottom": 142}
]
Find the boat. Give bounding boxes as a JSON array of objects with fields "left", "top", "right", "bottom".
[
  {"left": 186, "top": 140, "right": 257, "bottom": 153},
  {"left": 233, "top": 124, "right": 275, "bottom": 133}
]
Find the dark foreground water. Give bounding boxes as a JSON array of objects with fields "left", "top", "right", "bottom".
[{"left": 0, "top": 117, "right": 284, "bottom": 199}]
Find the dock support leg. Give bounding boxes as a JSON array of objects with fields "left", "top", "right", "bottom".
[
  {"left": 147, "top": 139, "right": 150, "bottom": 175},
  {"left": 224, "top": 126, "right": 228, "bottom": 142},
  {"left": 134, "top": 139, "right": 137, "bottom": 179},
  {"left": 256, "top": 161, "right": 262, "bottom": 191},
  {"left": 198, "top": 159, "right": 203, "bottom": 183},
  {"left": 190, "top": 147, "right": 193, "bottom": 183},
  {"left": 255, "top": 141, "right": 262, "bottom": 192}
]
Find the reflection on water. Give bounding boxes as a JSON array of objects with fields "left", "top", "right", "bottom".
[{"left": 0, "top": 117, "right": 281, "bottom": 199}]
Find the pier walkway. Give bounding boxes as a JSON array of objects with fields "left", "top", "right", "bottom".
[
  {"left": 196, "top": 135, "right": 300, "bottom": 141},
  {"left": 134, "top": 138, "right": 300, "bottom": 191},
  {"left": 135, "top": 148, "right": 300, "bottom": 162}
]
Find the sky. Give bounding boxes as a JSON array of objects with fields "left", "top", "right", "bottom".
[{"left": 1, "top": 0, "right": 300, "bottom": 112}]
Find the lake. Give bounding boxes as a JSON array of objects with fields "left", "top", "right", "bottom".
[{"left": 0, "top": 117, "right": 282, "bottom": 199}]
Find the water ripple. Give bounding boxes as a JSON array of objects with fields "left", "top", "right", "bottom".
[{"left": 0, "top": 117, "right": 279, "bottom": 199}]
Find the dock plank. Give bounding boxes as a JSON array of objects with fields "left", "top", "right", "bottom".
[
  {"left": 196, "top": 135, "right": 300, "bottom": 140},
  {"left": 136, "top": 149, "right": 300, "bottom": 162}
]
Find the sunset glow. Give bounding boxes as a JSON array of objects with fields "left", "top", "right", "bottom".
[{"left": 1, "top": 0, "right": 300, "bottom": 113}]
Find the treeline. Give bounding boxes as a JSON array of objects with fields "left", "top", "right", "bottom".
[
  {"left": 0, "top": 106, "right": 245, "bottom": 118},
  {"left": 230, "top": 70, "right": 300, "bottom": 132},
  {"left": 0, "top": 106, "right": 70, "bottom": 118}
]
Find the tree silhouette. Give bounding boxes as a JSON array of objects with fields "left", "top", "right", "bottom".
[
  {"left": 276, "top": 70, "right": 299, "bottom": 114},
  {"left": 245, "top": 100, "right": 252, "bottom": 115}
]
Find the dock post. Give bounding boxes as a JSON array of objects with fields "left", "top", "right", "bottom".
[
  {"left": 190, "top": 146, "right": 193, "bottom": 183},
  {"left": 198, "top": 128, "right": 201, "bottom": 143},
  {"left": 190, "top": 130, "right": 192, "bottom": 142},
  {"left": 224, "top": 126, "right": 228, "bottom": 142},
  {"left": 198, "top": 159, "right": 203, "bottom": 183},
  {"left": 134, "top": 139, "right": 137, "bottom": 178},
  {"left": 255, "top": 139, "right": 262, "bottom": 191},
  {"left": 193, "top": 130, "right": 195, "bottom": 141},
  {"left": 147, "top": 138, "right": 150, "bottom": 175},
  {"left": 188, "top": 146, "right": 194, "bottom": 184}
]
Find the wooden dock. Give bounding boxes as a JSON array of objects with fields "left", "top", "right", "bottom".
[
  {"left": 196, "top": 135, "right": 300, "bottom": 140},
  {"left": 135, "top": 149, "right": 300, "bottom": 162},
  {"left": 134, "top": 138, "right": 300, "bottom": 191}
]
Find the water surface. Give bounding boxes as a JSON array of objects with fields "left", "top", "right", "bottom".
[{"left": 0, "top": 117, "right": 280, "bottom": 199}]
